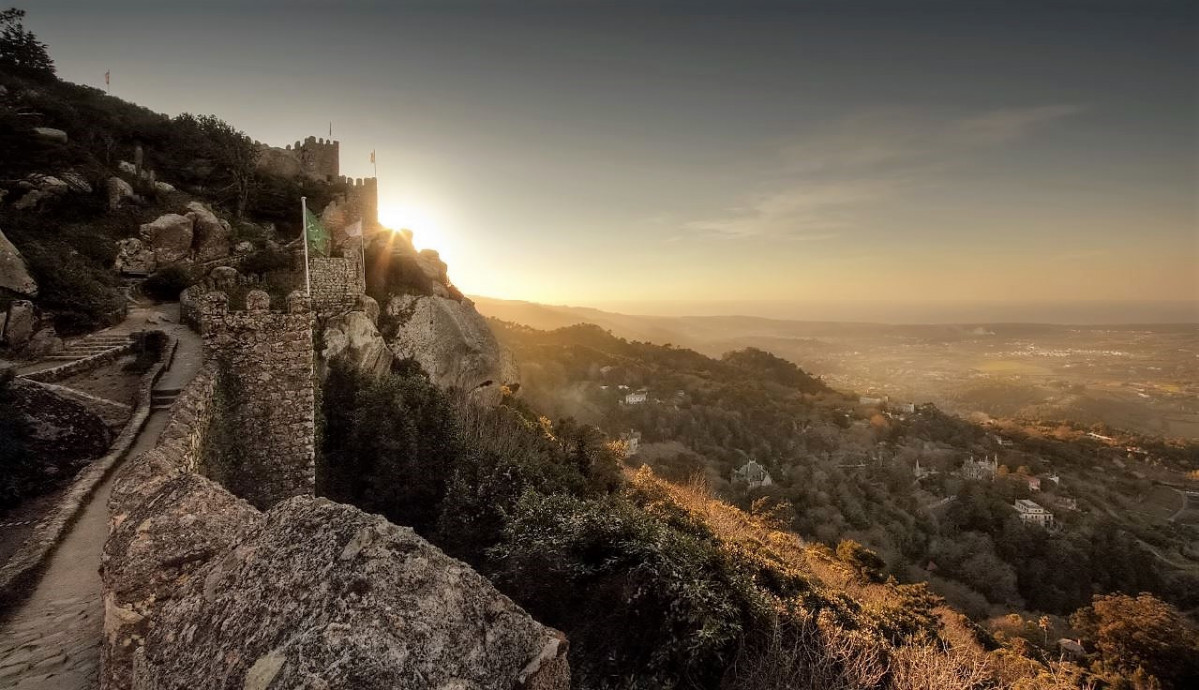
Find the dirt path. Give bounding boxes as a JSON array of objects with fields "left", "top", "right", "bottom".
[{"left": 0, "top": 304, "right": 203, "bottom": 689}]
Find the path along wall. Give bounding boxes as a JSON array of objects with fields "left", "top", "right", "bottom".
[{"left": 101, "top": 290, "right": 569, "bottom": 690}]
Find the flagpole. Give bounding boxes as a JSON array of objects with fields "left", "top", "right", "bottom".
[{"left": 301, "top": 196, "right": 311, "bottom": 296}]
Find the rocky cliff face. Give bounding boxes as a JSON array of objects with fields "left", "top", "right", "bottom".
[
  {"left": 384, "top": 293, "right": 518, "bottom": 405},
  {"left": 123, "top": 497, "right": 569, "bottom": 689},
  {"left": 364, "top": 232, "right": 518, "bottom": 403}
]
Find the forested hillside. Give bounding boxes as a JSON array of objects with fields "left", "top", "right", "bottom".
[{"left": 488, "top": 319, "right": 1199, "bottom": 688}]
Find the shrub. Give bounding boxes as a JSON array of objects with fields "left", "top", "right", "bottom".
[
  {"left": 490, "top": 491, "right": 766, "bottom": 688},
  {"left": 19, "top": 241, "right": 124, "bottom": 335},
  {"left": 123, "top": 329, "right": 169, "bottom": 373},
  {"left": 836, "top": 539, "right": 888, "bottom": 583},
  {"left": 0, "top": 368, "right": 37, "bottom": 510}
]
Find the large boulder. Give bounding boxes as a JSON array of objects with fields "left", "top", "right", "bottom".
[
  {"left": 2, "top": 300, "right": 35, "bottom": 348},
  {"left": 5, "top": 377, "right": 110, "bottom": 463},
  {"left": 25, "top": 327, "right": 63, "bottom": 357},
  {"left": 185, "top": 202, "right": 231, "bottom": 263},
  {"left": 32, "top": 127, "right": 68, "bottom": 144},
  {"left": 106, "top": 176, "right": 135, "bottom": 210},
  {"left": 139, "top": 213, "right": 194, "bottom": 266},
  {"left": 254, "top": 146, "right": 302, "bottom": 178},
  {"left": 103, "top": 460, "right": 261, "bottom": 690},
  {"left": 114, "top": 237, "right": 156, "bottom": 275},
  {"left": 322, "top": 309, "right": 392, "bottom": 379},
  {"left": 416, "top": 248, "right": 448, "bottom": 283},
  {"left": 122, "top": 496, "right": 569, "bottom": 690},
  {"left": 0, "top": 227, "right": 38, "bottom": 296},
  {"left": 384, "top": 294, "right": 518, "bottom": 404}
]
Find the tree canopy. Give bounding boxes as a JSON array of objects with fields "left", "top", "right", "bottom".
[{"left": 0, "top": 8, "right": 54, "bottom": 78}]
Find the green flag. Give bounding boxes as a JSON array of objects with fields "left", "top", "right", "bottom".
[{"left": 304, "top": 207, "right": 330, "bottom": 257}]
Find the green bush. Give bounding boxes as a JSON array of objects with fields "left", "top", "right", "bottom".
[
  {"left": 19, "top": 241, "right": 124, "bottom": 335},
  {"left": 490, "top": 491, "right": 767, "bottom": 688},
  {"left": 319, "top": 359, "right": 464, "bottom": 532}
]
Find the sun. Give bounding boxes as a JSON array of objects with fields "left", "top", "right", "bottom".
[{"left": 377, "top": 199, "right": 449, "bottom": 255}]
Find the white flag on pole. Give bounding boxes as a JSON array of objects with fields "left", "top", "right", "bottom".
[{"left": 344, "top": 219, "right": 363, "bottom": 237}]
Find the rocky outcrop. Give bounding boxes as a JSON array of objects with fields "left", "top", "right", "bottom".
[
  {"left": 384, "top": 294, "right": 518, "bottom": 404},
  {"left": 1, "top": 300, "right": 35, "bottom": 348},
  {"left": 32, "top": 127, "right": 67, "bottom": 144},
  {"left": 0, "top": 227, "right": 38, "bottom": 297},
  {"left": 5, "top": 377, "right": 110, "bottom": 464},
  {"left": 12, "top": 173, "right": 70, "bottom": 210},
  {"left": 106, "top": 177, "right": 134, "bottom": 210},
  {"left": 116, "top": 497, "right": 569, "bottom": 690},
  {"left": 25, "top": 327, "right": 62, "bottom": 357},
  {"left": 322, "top": 304, "right": 392, "bottom": 379},
  {"left": 114, "top": 238, "right": 156, "bottom": 275},
  {"left": 138, "top": 213, "right": 193, "bottom": 265},
  {"left": 254, "top": 146, "right": 302, "bottom": 178},
  {"left": 185, "top": 202, "right": 231, "bottom": 263},
  {"left": 116, "top": 205, "right": 236, "bottom": 274}
]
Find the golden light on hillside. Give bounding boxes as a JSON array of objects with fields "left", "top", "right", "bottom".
[{"left": 378, "top": 199, "right": 449, "bottom": 254}]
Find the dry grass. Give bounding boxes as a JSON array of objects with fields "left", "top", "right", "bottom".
[{"left": 624, "top": 466, "right": 1093, "bottom": 689}]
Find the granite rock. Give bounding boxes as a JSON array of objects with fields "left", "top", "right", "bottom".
[
  {"left": 127, "top": 497, "right": 569, "bottom": 690},
  {"left": 0, "top": 226, "right": 38, "bottom": 296},
  {"left": 384, "top": 294, "right": 518, "bottom": 405}
]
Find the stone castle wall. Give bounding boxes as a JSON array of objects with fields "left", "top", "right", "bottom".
[
  {"left": 309, "top": 255, "right": 364, "bottom": 318},
  {"left": 198, "top": 289, "right": 315, "bottom": 509}
]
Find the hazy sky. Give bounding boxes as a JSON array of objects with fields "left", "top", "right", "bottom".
[{"left": 28, "top": 0, "right": 1199, "bottom": 319}]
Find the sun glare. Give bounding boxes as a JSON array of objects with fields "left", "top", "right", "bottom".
[{"left": 377, "top": 200, "right": 449, "bottom": 255}]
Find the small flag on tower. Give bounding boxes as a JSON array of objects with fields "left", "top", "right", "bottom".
[
  {"left": 344, "top": 219, "right": 363, "bottom": 238},
  {"left": 370, "top": 150, "right": 375, "bottom": 164},
  {"left": 329, "top": 121, "right": 333, "bottom": 137},
  {"left": 104, "top": 70, "right": 110, "bottom": 85}
]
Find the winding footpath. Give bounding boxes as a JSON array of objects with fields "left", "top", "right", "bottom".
[{"left": 0, "top": 305, "right": 203, "bottom": 689}]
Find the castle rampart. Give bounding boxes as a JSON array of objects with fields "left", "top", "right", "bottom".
[{"left": 197, "top": 289, "right": 315, "bottom": 508}]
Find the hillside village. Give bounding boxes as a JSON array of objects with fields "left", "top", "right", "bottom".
[{"left": 1, "top": 10, "right": 1198, "bottom": 690}]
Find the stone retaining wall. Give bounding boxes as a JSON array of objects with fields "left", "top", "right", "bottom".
[{"left": 19, "top": 343, "right": 134, "bottom": 383}]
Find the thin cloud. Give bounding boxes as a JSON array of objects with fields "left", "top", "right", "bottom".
[
  {"left": 684, "top": 181, "right": 888, "bottom": 240},
  {"left": 687, "top": 104, "right": 1084, "bottom": 240},
  {"left": 951, "top": 105, "right": 1084, "bottom": 146}
]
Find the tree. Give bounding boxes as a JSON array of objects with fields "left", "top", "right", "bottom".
[
  {"left": 1070, "top": 592, "right": 1199, "bottom": 689},
  {"left": 0, "top": 8, "right": 54, "bottom": 78},
  {"left": 171, "top": 113, "right": 258, "bottom": 218}
]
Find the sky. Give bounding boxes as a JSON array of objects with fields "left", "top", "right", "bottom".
[{"left": 26, "top": 0, "right": 1199, "bottom": 322}]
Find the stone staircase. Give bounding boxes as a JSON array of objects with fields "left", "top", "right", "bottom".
[
  {"left": 151, "top": 386, "right": 183, "bottom": 411},
  {"left": 46, "top": 333, "right": 133, "bottom": 362}
]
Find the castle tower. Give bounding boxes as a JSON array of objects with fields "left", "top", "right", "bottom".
[
  {"left": 297, "top": 136, "right": 340, "bottom": 182},
  {"left": 198, "top": 290, "right": 316, "bottom": 509}
]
